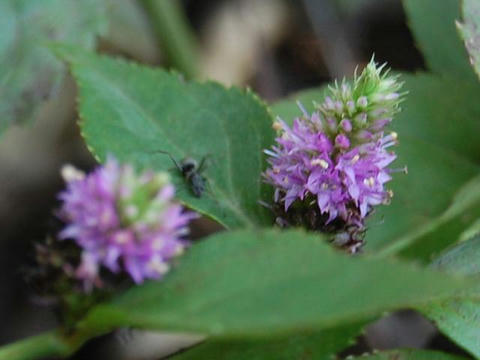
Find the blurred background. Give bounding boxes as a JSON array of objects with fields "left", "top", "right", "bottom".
[{"left": 1, "top": 0, "right": 466, "bottom": 359}]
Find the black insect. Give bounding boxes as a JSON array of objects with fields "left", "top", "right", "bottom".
[{"left": 155, "top": 151, "right": 208, "bottom": 197}]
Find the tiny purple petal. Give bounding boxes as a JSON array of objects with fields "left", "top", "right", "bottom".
[{"left": 335, "top": 134, "right": 350, "bottom": 149}]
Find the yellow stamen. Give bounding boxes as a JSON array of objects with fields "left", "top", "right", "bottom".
[
  {"left": 272, "top": 121, "right": 283, "bottom": 131},
  {"left": 148, "top": 258, "right": 169, "bottom": 274},
  {"left": 311, "top": 159, "right": 329, "bottom": 169},
  {"left": 115, "top": 233, "right": 129, "bottom": 244}
]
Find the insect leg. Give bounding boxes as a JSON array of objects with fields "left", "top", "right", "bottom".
[
  {"left": 197, "top": 154, "right": 213, "bottom": 173},
  {"left": 152, "top": 150, "right": 183, "bottom": 173}
]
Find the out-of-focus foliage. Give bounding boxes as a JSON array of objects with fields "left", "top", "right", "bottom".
[
  {"left": 351, "top": 349, "right": 469, "bottom": 360},
  {"left": 102, "top": 0, "right": 161, "bottom": 64},
  {"left": 0, "top": 0, "right": 106, "bottom": 133},
  {"left": 170, "top": 323, "right": 364, "bottom": 360},
  {"left": 403, "top": 0, "right": 474, "bottom": 81},
  {"left": 82, "top": 229, "right": 469, "bottom": 336},
  {"left": 421, "top": 235, "right": 480, "bottom": 358},
  {"left": 457, "top": 0, "right": 480, "bottom": 81}
]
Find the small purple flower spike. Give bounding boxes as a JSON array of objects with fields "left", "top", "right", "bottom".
[
  {"left": 264, "top": 58, "right": 405, "bottom": 253},
  {"left": 58, "top": 157, "right": 197, "bottom": 289}
]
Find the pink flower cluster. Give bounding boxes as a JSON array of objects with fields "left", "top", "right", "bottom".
[
  {"left": 264, "top": 59, "right": 404, "bottom": 241},
  {"left": 265, "top": 118, "right": 397, "bottom": 225},
  {"left": 58, "top": 157, "right": 196, "bottom": 288}
]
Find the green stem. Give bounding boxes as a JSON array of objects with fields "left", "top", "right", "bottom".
[
  {"left": 0, "top": 315, "right": 115, "bottom": 360},
  {"left": 140, "top": 0, "right": 200, "bottom": 79},
  {"left": 0, "top": 331, "right": 69, "bottom": 360}
]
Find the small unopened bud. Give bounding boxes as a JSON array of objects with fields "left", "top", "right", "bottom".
[
  {"left": 335, "top": 134, "right": 350, "bottom": 149},
  {"left": 384, "top": 92, "right": 400, "bottom": 101},
  {"left": 272, "top": 121, "right": 283, "bottom": 131},
  {"left": 370, "top": 118, "right": 392, "bottom": 131},
  {"left": 357, "top": 96, "right": 368, "bottom": 108},
  {"left": 372, "top": 92, "right": 399, "bottom": 103},
  {"left": 379, "top": 78, "right": 396, "bottom": 90},
  {"left": 341, "top": 83, "right": 352, "bottom": 98},
  {"left": 354, "top": 112, "right": 367, "bottom": 126},
  {"left": 326, "top": 117, "right": 337, "bottom": 131},
  {"left": 61, "top": 164, "right": 85, "bottom": 182},
  {"left": 324, "top": 96, "right": 335, "bottom": 110},
  {"left": 357, "top": 130, "right": 373, "bottom": 141},
  {"left": 346, "top": 100, "right": 355, "bottom": 113},
  {"left": 334, "top": 101, "right": 344, "bottom": 114},
  {"left": 340, "top": 119, "right": 353, "bottom": 132}
]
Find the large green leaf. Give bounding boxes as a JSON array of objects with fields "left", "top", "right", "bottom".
[
  {"left": 352, "top": 349, "right": 468, "bottom": 360},
  {"left": 421, "top": 236, "right": 480, "bottom": 358},
  {"left": 457, "top": 0, "right": 480, "bottom": 81},
  {"left": 403, "top": 0, "right": 475, "bottom": 81},
  {"left": 55, "top": 46, "right": 275, "bottom": 229},
  {"left": 363, "top": 74, "right": 480, "bottom": 254},
  {"left": 0, "top": 0, "right": 106, "bottom": 133},
  {"left": 82, "top": 229, "right": 469, "bottom": 337},
  {"left": 386, "top": 175, "right": 480, "bottom": 260},
  {"left": 394, "top": 74, "right": 480, "bottom": 162},
  {"left": 270, "top": 74, "right": 480, "bottom": 257},
  {"left": 171, "top": 323, "right": 364, "bottom": 360}
]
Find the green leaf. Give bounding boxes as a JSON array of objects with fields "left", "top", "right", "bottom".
[
  {"left": 403, "top": 0, "right": 475, "bottom": 81},
  {"left": 0, "top": 0, "right": 107, "bottom": 133},
  {"left": 54, "top": 45, "right": 275, "bottom": 229},
  {"left": 457, "top": 0, "right": 480, "bottom": 81},
  {"left": 394, "top": 74, "right": 480, "bottom": 162},
  {"left": 351, "top": 349, "right": 468, "bottom": 360},
  {"left": 83, "top": 229, "right": 469, "bottom": 337},
  {"left": 366, "top": 74, "right": 480, "bottom": 254},
  {"left": 421, "top": 236, "right": 480, "bottom": 358},
  {"left": 431, "top": 235, "right": 480, "bottom": 276},
  {"left": 269, "top": 74, "right": 480, "bottom": 257},
  {"left": 171, "top": 323, "right": 364, "bottom": 360},
  {"left": 384, "top": 175, "right": 480, "bottom": 260},
  {"left": 0, "top": 331, "right": 70, "bottom": 360},
  {"left": 367, "top": 140, "right": 478, "bottom": 255}
]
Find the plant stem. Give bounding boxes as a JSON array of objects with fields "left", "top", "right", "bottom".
[
  {"left": 140, "top": 0, "right": 200, "bottom": 79},
  {"left": 0, "top": 331, "right": 69, "bottom": 360},
  {"left": 0, "top": 315, "right": 114, "bottom": 360}
]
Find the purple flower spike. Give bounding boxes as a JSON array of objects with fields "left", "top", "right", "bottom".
[
  {"left": 58, "top": 157, "right": 197, "bottom": 289},
  {"left": 264, "top": 58, "right": 405, "bottom": 252}
]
